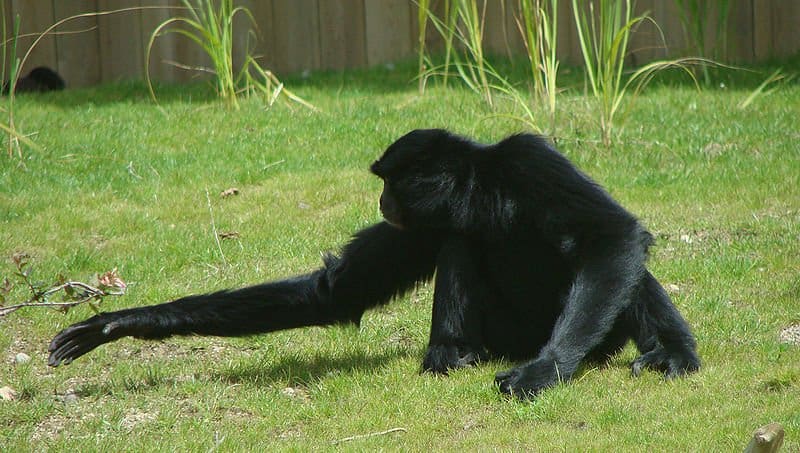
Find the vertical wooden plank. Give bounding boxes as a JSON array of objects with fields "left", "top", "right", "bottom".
[
  {"left": 172, "top": 4, "right": 212, "bottom": 83},
  {"left": 648, "top": 0, "right": 667, "bottom": 59},
  {"left": 701, "top": 0, "right": 718, "bottom": 58},
  {"left": 729, "top": 0, "right": 754, "bottom": 62},
  {"left": 566, "top": 1, "right": 586, "bottom": 66},
  {"left": 272, "top": 0, "right": 320, "bottom": 74},
  {"left": 318, "top": 0, "right": 366, "bottom": 69},
  {"left": 711, "top": 1, "right": 734, "bottom": 61},
  {"left": 483, "top": 0, "right": 508, "bottom": 56},
  {"left": 486, "top": 0, "right": 536, "bottom": 58},
  {"left": 628, "top": 0, "right": 655, "bottom": 65},
  {"left": 655, "top": 1, "right": 686, "bottom": 58},
  {"left": 556, "top": 0, "right": 576, "bottom": 64},
  {"left": 53, "top": 0, "right": 100, "bottom": 88},
  {"left": 9, "top": 0, "right": 57, "bottom": 75},
  {"left": 752, "top": 0, "right": 772, "bottom": 61},
  {"left": 418, "top": 0, "right": 446, "bottom": 54},
  {"left": 409, "top": 0, "right": 421, "bottom": 59},
  {"left": 97, "top": 0, "right": 143, "bottom": 82},
  {"left": 2, "top": 0, "right": 12, "bottom": 78},
  {"left": 505, "top": 0, "right": 525, "bottom": 54},
  {"left": 140, "top": 0, "right": 180, "bottom": 83},
  {"left": 771, "top": 0, "right": 800, "bottom": 58},
  {"left": 481, "top": 0, "right": 523, "bottom": 57},
  {"left": 3, "top": 0, "right": 16, "bottom": 78},
  {"left": 140, "top": 0, "right": 210, "bottom": 83},
  {"left": 364, "top": 0, "right": 412, "bottom": 66},
  {"left": 703, "top": 0, "right": 733, "bottom": 60},
  {"left": 232, "top": 0, "right": 274, "bottom": 73},
  {"left": 411, "top": 0, "right": 447, "bottom": 57}
]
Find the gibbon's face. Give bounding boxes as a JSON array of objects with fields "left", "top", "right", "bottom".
[{"left": 371, "top": 129, "right": 457, "bottom": 230}]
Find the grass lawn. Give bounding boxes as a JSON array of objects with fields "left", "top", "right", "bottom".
[{"left": 1, "top": 60, "right": 798, "bottom": 450}]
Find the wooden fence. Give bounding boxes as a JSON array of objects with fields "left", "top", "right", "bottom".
[{"left": 4, "top": 0, "right": 799, "bottom": 88}]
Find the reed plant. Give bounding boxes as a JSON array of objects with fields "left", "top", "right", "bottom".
[
  {"left": 673, "top": 0, "right": 731, "bottom": 85},
  {"left": 516, "top": 0, "right": 559, "bottom": 132},
  {"left": 417, "top": 0, "right": 459, "bottom": 91},
  {"left": 1, "top": 5, "right": 41, "bottom": 158},
  {"left": 417, "top": 0, "right": 430, "bottom": 94},
  {"left": 419, "top": 0, "right": 542, "bottom": 130},
  {"left": 737, "top": 68, "right": 794, "bottom": 110},
  {"left": 146, "top": 0, "right": 313, "bottom": 110},
  {"left": 572, "top": 0, "right": 700, "bottom": 145}
]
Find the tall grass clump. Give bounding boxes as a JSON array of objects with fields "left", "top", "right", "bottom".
[
  {"left": 737, "top": 68, "right": 794, "bottom": 110},
  {"left": 418, "top": 0, "right": 495, "bottom": 106},
  {"left": 673, "top": 0, "right": 730, "bottom": 85},
  {"left": 418, "top": 0, "right": 541, "bottom": 131},
  {"left": 445, "top": 0, "right": 493, "bottom": 106},
  {"left": 416, "top": 0, "right": 459, "bottom": 91},
  {"left": 1, "top": 9, "right": 22, "bottom": 157},
  {"left": 440, "top": 0, "right": 459, "bottom": 89},
  {"left": 516, "top": 0, "right": 559, "bottom": 132},
  {"left": 572, "top": 0, "right": 699, "bottom": 145},
  {"left": 147, "top": 0, "right": 313, "bottom": 110},
  {"left": 417, "top": 0, "right": 430, "bottom": 94},
  {"left": 1, "top": 5, "right": 39, "bottom": 158},
  {"left": 3, "top": 8, "right": 170, "bottom": 160}
]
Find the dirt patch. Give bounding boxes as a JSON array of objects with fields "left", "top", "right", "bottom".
[
  {"left": 30, "top": 411, "right": 96, "bottom": 442},
  {"left": 779, "top": 323, "right": 800, "bottom": 346},
  {"left": 119, "top": 409, "right": 157, "bottom": 431}
]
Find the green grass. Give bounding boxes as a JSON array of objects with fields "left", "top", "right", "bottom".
[{"left": 1, "top": 60, "right": 799, "bottom": 450}]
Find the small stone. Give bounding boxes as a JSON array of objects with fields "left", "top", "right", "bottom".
[
  {"left": 63, "top": 392, "right": 79, "bottom": 404},
  {"left": 14, "top": 352, "right": 31, "bottom": 364},
  {"left": 281, "top": 386, "right": 309, "bottom": 401},
  {"left": 779, "top": 324, "right": 800, "bottom": 346},
  {"left": 56, "top": 390, "right": 79, "bottom": 404},
  {"left": 0, "top": 386, "right": 17, "bottom": 401},
  {"left": 665, "top": 284, "right": 681, "bottom": 294},
  {"left": 220, "top": 187, "right": 239, "bottom": 198},
  {"left": 744, "top": 422, "right": 784, "bottom": 453}
]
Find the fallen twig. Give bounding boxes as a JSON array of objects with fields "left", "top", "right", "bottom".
[
  {"left": 0, "top": 281, "right": 125, "bottom": 317},
  {"left": 1, "top": 258, "right": 126, "bottom": 317},
  {"left": 205, "top": 188, "right": 228, "bottom": 266},
  {"left": 331, "top": 427, "right": 407, "bottom": 445}
]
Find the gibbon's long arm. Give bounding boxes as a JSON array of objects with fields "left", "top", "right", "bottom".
[{"left": 49, "top": 223, "right": 442, "bottom": 366}]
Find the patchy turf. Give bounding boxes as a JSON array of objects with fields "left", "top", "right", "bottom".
[{"left": 1, "top": 60, "right": 799, "bottom": 450}]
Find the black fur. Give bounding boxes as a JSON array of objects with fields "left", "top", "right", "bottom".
[
  {"left": 3, "top": 66, "right": 65, "bottom": 94},
  {"left": 48, "top": 129, "right": 700, "bottom": 398}
]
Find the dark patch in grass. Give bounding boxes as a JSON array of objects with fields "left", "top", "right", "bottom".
[
  {"left": 215, "top": 349, "right": 415, "bottom": 387},
  {"left": 68, "top": 365, "right": 168, "bottom": 397},
  {"left": 761, "top": 371, "right": 798, "bottom": 392}
]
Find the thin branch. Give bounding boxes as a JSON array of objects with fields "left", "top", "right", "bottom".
[
  {"left": 3, "top": 26, "right": 100, "bottom": 46},
  {"left": 331, "top": 428, "right": 407, "bottom": 445},
  {"left": 16, "top": 6, "right": 188, "bottom": 81},
  {"left": 205, "top": 188, "right": 228, "bottom": 266},
  {"left": 162, "top": 59, "right": 216, "bottom": 74},
  {"left": 0, "top": 281, "right": 124, "bottom": 317}
]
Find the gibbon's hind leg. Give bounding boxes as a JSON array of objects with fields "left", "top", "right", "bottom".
[
  {"left": 423, "top": 235, "right": 490, "bottom": 374},
  {"left": 631, "top": 271, "right": 700, "bottom": 378}
]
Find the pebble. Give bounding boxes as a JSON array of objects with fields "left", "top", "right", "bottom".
[{"left": 0, "top": 386, "right": 17, "bottom": 401}]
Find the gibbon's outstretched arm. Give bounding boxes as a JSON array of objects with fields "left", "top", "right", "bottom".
[{"left": 48, "top": 222, "right": 442, "bottom": 366}]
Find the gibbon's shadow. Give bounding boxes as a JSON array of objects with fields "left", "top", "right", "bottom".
[
  {"left": 213, "top": 347, "right": 632, "bottom": 388},
  {"left": 213, "top": 347, "right": 420, "bottom": 387}
]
